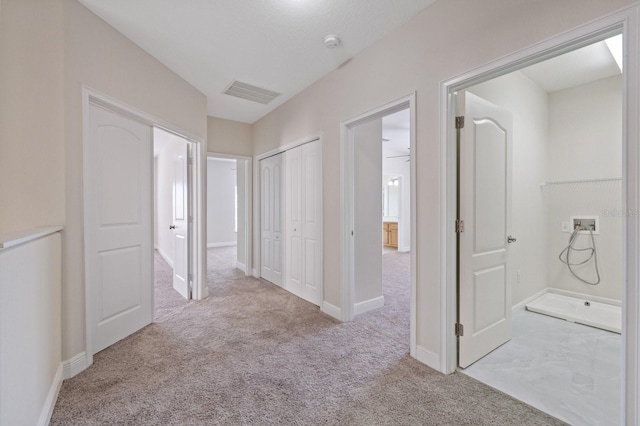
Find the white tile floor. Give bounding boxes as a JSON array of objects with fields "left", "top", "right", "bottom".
[{"left": 461, "top": 309, "right": 622, "bottom": 425}]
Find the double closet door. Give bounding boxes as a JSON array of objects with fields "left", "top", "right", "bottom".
[{"left": 260, "top": 140, "right": 322, "bottom": 306}]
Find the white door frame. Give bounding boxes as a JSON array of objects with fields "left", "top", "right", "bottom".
[
  {"left": 340, "top": 93, "right": 417, "bottom": 358},
  {"left": 439, "top": 5, "right": 639, "bottom": 423},
  {"left": 207, "top": 152, "right": 253, "bottom": 275},
  {"left": 82, "top": 86, "right": 206, "bottom": 366},
  {"left": 253, "top": 134, "right": 323, "bottom": 290}
]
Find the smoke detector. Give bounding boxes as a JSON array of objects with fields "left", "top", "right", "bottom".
[{"left": 324, "top": 35, "right": 341, "bottom": 49}]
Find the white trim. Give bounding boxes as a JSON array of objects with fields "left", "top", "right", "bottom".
[
  {"left": 439, "top": 5, "right": 640, "bottom": 423},
  {"left": 208, "top": 151, "right": 253, "bottom": 276},
  {"left": 207, "top": 241, "right": 237, "bottom": 248},
  {"left": 321, "top": 301, "right": 342, "bottom": 321},
  {"left": 82, "top": 86, "right": 206, "bottom": 365},
  {"left": 206, "top": 152, "right": 252, "bottom": 161},
  {"left": 63, "top": 352, "right": 89, "bottom": 379},
  {"left": 340, "top": 92, "right": 417, "bottom": 359},
  {"left": 254, "top": 133, "right": 321, "bottom": 163},
  {"left": 0, "top": 226, "right": 63, "bottom": 250},
  {"left": 252, "top": 268, "right": 259, "bottom": 278},
  {"left": 236, "top": 261, "right": 246, "bottom": 273},
  {"left": 156, "top": 246, "right": 174, "bottom": 269},
  {"left": 353, "top": 296, "right": 385, "bottom": 316},
  {"left": 416, "top": 346, "right": 440, "bottom": 371},
  {"left": 511, "top": 288, "right": 548, "bottom": 312},
  {"left": 37, "top": 363, "right": 62, "bottom": 426},
  {"left": 207, "top": 157, "right": 236, "bottom": 163}
]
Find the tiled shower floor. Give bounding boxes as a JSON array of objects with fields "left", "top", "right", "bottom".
[{"left": 461, "top": 308, "right": 622, "bottom": 425}]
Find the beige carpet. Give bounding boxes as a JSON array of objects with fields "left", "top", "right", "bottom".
[{"left": 50, "top": 248, "right": 564, "bottom": 425}]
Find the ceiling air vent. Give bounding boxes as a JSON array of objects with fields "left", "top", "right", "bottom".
[{"left": 223, "top": 80, "right": 280, "bottom": 105}]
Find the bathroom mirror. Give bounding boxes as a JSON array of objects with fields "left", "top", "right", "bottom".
[{"left": 383, "top": 175, "right": 400, "bottom": 219}]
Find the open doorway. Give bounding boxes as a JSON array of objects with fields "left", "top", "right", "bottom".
[
  {"left": 83, "top": 89, "right": 206, "bottom": 366},
  {"left": 206, "top": 153, "right": 252, "bottom": 286},
  {"left": 154, "top": 127, "right": 192, "bottom": 300},
  {"left": 341, "top": 94, "right": 417, "bottom": 356},
  {"left": 450, "top": 34, "right": 624, "bottom": 424}
]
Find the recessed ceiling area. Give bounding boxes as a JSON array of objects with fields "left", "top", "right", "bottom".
[{"left": 76, "top": 0, "right": 437, "bottom": 124}]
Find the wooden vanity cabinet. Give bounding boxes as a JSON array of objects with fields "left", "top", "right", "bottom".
[{"left": 383, "top": 222, "right": 398, "bottom": 248}]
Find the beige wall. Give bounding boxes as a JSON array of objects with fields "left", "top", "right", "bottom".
[
  {"left": 0, "top": 0, "right": 65, "bottom": 233},
  {"left": 63, "top": 0, "right": 207, "bottom": 359},
  {"left": 207, "top": 116, "right": 252, "bottom": 156},
  {"left": 252, "top": 0, "right": 634, "bottom": 356}
]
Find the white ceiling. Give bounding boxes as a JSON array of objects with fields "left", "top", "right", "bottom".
[
  {"left": 77, "top": 0, "right": 437, "bottom": 124},
  {"left": 520, "top": 39, "right": 621, "bottom": 93},
  {"left": 382, "top": 109, "right": 410, "bottom": 163}
]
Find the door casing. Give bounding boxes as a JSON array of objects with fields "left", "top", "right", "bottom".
[
  {"left": 207, "top": 152, "right": 253, "bottom": 276},
  {"left": 340, "top": 93, "right": 417, "bottom": 359},
  {"left": 440, "top": 5, "right": 640, "bottom": 423}
]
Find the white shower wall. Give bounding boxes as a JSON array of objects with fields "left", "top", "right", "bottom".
[{"left": 546, "top": 75, "right": 623, "bottom": 301}]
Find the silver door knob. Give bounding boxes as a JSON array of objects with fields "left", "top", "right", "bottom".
[
  {"left": 169, "top": 225, "right": 176, "bottom": 230},
  {"left": 507, "top": 235, "right": 517, "bottom": 243}
]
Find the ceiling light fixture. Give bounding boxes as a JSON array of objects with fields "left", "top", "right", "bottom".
[
  {"left": 605, "top": 34, "right": 623, "bottom": 72},
  {"left": 324, "top": 35, "right": 341, "bottom": 49}
]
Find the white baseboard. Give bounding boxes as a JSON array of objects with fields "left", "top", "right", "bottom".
[
  {"left": 512, "top": 288, "right": 548, "bottom": 312},
  {"left": 416, "top": 345, "right": 441, "bottom": 371},
  {"left": 354, "top": 296, "right": 385, "bottom": 316},
  {"left": 156, "top": 247, "right": 173, "bottom": 268},
  {"left": 37, "top": 363, "right": 62, "bottom": 426},
  {"left": 399, "top": 246, "right": 411, "bottom": 253},
  {"left": 321, "top": 301, "right": 342, "bottom": 321},
  {"left": 252, "top": 268, "right": 259, "bottom": 278},
  {"left": 207, "top": 241, "right": 237, "bottom": 248},
  {"left": 236, "top": 261, "right": 246, "bottom": 272},
  {"left": 63, "top": 351, "right": 89, "bottom": 379}
]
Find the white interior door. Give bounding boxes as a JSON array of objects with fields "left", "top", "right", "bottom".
[
  {"left": 86, "top": 103, "right": 153, "bottom": 354},
  {"left": 172, "top": 143, "right": 189, "bottom": 299},
  {"left": 285, "top": 140, "right": 323, "bottom": 305},
  {"left": 458, "top": 91, "right": 513, "bottom": 368},
  {"left": 261, "top": 154, "right": 284, "bottom": 286},
  {"left": 301, "top": 140, "right": 322, "bottom": 305},
  {"left": 285, "top": 146, "right": 303, "bottom": 297}
]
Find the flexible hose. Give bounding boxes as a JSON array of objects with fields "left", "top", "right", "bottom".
[{"left": 558, "top": 227, "right": 601, "bottom": 285}]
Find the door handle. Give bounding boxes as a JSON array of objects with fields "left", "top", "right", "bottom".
[
  {"left": 169, "top": 225, "right": 176, "bottom": 230},
  {"left": 507, "top": 235, "right": 517, "bottom": 244}
]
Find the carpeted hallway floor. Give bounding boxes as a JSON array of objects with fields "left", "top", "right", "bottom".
[{"left": 50, "top": 248, "right": 564, "bottom": 425}]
